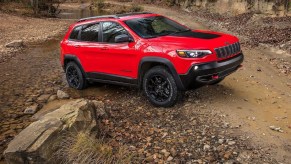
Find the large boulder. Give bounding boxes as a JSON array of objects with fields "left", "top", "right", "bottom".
[{"left": 4, "top": 99, "right": 105, "bottom": 164}]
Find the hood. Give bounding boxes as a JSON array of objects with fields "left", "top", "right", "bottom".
[{"left": 146, "top": 30, "right": 239, "bottom": 51}]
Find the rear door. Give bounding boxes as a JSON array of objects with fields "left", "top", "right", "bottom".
[{"left": 76, "top": 22, "right": 103, "bottom": 73}]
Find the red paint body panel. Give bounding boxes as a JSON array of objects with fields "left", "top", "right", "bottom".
[{"left": 60, "top": 14, "right": 241, "bottom": 79}]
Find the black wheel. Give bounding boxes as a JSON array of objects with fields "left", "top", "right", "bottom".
[
  {"left": 208, "top": 78, "right": 225, "bottom": 85},
  {"left": 143, "top": 66, "right": 182, "bottom": 107},
  {"left": 65, "top": 62, "right": 87, "bottom": 90}
]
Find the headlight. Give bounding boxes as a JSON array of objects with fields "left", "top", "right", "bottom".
[{"left": 177, "top": 50, "right": 212, "bottom": 58}]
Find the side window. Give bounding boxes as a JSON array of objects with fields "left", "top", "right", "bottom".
[
  {"left": 69, "top": 26, "right": 81, "bottom": 40},
  {"left": 102, "top": 22, "right": 128, "bottom": 43},
  {"left": 80, "top": 23, "right": 100, "bottom": 42}
]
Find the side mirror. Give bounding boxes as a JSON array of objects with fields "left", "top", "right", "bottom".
[{"left": 115, "top": 34, "right": 133, "bottom": 43}]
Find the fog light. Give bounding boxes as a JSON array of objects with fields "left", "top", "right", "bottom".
[{"left": 194, "top": 66, "right": 199, "bottom": 70}]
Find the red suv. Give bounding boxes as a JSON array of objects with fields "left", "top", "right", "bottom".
[{"left": 60, "top": 12, "right": 243, "bottom": 107}]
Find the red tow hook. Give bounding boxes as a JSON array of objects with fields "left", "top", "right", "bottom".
[{"left": 212, "top": 74, "right": 219, "bottom": 80}]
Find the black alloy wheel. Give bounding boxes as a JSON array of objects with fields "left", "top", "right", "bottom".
[
  {"left": 143, "top": 66, "right": 181, "bottom": 107},
  {"left": 146, "top": 75, "right": 171, "bottom": 102},
  {"left": 65, "top": 62, "right": 87, "bottom": 90}
]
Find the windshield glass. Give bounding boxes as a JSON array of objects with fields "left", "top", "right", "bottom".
[{"left": 124, "top": 16, "right": 190, "bottom": 38}]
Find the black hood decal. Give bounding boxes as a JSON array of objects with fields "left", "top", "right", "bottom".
[{"left": 170, "top": 31, "right": 221, "bottom": 39}]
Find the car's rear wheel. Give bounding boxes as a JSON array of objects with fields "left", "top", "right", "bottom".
[
  {"left": 65, "top": 62, "right": 87, "bottom": 90},
  {"left": 143, "top": 66, "right": 181, "bottom": 107}
]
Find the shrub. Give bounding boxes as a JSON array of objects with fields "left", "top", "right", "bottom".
[{"left": 53, "top": 132, "right": 133, "bottom": 164}]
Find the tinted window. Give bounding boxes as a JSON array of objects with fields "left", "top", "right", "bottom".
[
  {"left": 69, "top": 26, "right": 81, "bottom": 40},
  {"left": 102, "top": 22, "right": 128, "bottom": 43},
  {"left": 125, "top": 16, "right": 189, "bottom": 38},
  {"left": 80, "top": 23, "right": 100, "bottom": 42}
]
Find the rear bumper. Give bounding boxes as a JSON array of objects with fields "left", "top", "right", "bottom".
[{"left": 179, "top": 53, "right": 244, "bottom": 89}]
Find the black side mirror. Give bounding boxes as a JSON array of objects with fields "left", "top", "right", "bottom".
[{"left": 115, "top": 34, "right": 133, "bottom": 43}]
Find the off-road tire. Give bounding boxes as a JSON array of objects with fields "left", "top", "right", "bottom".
[
  {"left": 143, "top": 66, "right": 182, "bottom": 107},
  {"left": 65, "top": 62, "right": 87, "bottom": 90}
]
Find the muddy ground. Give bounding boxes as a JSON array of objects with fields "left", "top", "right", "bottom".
[{"left": 0, "top": 1, "right": 291, "bottom": 163}]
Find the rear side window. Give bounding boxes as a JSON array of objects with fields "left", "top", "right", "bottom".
[
  {"left": 80, "top": 23, "right": 100, "bottom": 42},
  {"left": 102, "top": 22, "right": 128, "bottom": 43},
  {"left": 69, "top": 26, "right": 81, "bottom": 40}
]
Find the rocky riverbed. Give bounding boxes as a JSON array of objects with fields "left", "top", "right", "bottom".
[{"left": 1, "top": 1, "right": 291, "bottom": 163}]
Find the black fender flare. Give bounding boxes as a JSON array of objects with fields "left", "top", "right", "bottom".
[
  {"left": 63, "top": 54, "right": 87, "bottom": 78},
  {"left": 138, "top": 57, "right": 185, "bottom": 90}
]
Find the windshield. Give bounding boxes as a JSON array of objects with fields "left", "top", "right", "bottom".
[{"left": 124, "top": 16, "right": 190, "bottom": 38}]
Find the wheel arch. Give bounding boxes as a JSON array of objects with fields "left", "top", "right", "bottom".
[
  {"left": 63, "top": 54, "right": 87, "bottom": 78},
  {"left": 138, "top": 57, "right": 185, "bottom": 90}
]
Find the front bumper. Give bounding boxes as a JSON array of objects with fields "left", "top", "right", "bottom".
[{"left": 179, "top": 53, "right": 244, "bottom": 89}]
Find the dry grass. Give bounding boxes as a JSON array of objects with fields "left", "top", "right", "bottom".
[{"left": 53, "top": 132, "right": 133, "bottom": 164}]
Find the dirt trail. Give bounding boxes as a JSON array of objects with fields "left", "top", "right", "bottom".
[{"left": 0, "top": 2, "right": 291, "bottom": 163}]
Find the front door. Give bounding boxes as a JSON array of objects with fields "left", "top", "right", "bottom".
[{"left": 96, "top": 21, "right": 138, "bottom": 79}]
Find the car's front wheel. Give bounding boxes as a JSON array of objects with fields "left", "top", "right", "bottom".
[
  {"left": 143, "top": 66, "right": 182, "bottom": 107},
  {"left": 65, "top": 62, "right": 87, "bottom": 90}
]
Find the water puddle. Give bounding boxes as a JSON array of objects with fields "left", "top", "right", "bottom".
[{"left": 58, "top": 4, "right": 109, "bottom": 19}]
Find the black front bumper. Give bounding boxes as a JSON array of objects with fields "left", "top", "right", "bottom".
[{"left": 179, "top": 53, "right": 244, "bottom": 89}]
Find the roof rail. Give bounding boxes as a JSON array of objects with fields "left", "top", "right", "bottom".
[
  {"left": 77, "top": 12, "right": 154, "bottom": 23},
  {"left": 77, "top": 15, "right": 119, "bottom": 22}
]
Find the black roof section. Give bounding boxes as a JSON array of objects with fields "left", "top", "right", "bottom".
[{"left": 77, "top": 12, "right": 153, "bottom": 22}]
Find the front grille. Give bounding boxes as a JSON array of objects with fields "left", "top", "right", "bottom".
[{"left": 215, "top": 42, "right": 241, "bottom": 59}]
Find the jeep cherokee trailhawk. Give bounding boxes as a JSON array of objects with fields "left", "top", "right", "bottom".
[{"left": 60, "top": 12, "right": 244, "bottom": 107}]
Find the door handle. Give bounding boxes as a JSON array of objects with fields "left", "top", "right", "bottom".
[
  {"left": 74, "top": 45, "right": 80, "bottom": 48},
  {"left": 100, "top": 47, "right": 108, "bottom": 50}
]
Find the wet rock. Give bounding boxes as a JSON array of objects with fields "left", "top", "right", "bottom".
[
  {"left": 57, "top": 90, "right": 69, "bottom": 99},
  {"left": 167, "top": 156, "right": 174, "bottom": 161},
  {"left": 145, "top": 155, "right": 154, "bottom": 162},
  {"left": 26, "top": 98, "right": 34, "bottom": 103},
  {"left": 161, "top": 149, "right": 170, "bottom": 157},
  {"left": 170, "top": 147, "right": 177, "bottom": 157},
  {"left": 269, "top": 125, "right": 284, "bottom": 133},
  {"left": 92, "top": 100, "right": 107, "bottom": 118},
  {"left": 129, "top": 145, "right": 136, "bottom": 151},
  {"left": 224, "top": 151, "right": 232, "bottom": 159},
  {"left": 5, "top": 40, "right": 24, "bottom": 48},
  {"left": 37, "top": 94, "right": 51, "bottom": 103},
  {"left": 47, "top": 95, "right": 57, "bottom": 102},
  {"left": 4, "top": 99, "right": 98, "bottom": 164},
  {"left": 203, "top": 144, "right": 211, "bottom": 151},
  {"left": 228, "top": 141, "right": 236, "bottom": 146},
  {"left": 218, "top": 139, "right": 224, "bottom": 144},
  {"left": 23, "top": 104, "right": 39, "bottom": 114}
]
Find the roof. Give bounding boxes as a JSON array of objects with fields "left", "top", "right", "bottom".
[{"left": 77, "top": 12, "right": 158, "bottom": 23}]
